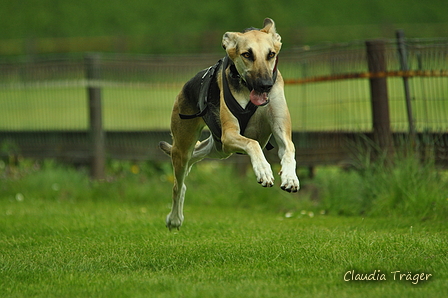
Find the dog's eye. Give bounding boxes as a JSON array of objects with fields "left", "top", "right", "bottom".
[
  {"left": 268, "top": 52, "right": 276, "bottom": 59},
  {"left": 241, "top": 52, "right": 252, "bottom": 59}
]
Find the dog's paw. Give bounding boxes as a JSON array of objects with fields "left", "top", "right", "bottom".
[
  {"left": 280, "top": 172, "right": 300, "bottom": 192},
  {"left": 166, "top": 213, "right": 183, "bottom": 231},
  {"left": 253, "top": 162, "right": 274, "bottom": 187}
]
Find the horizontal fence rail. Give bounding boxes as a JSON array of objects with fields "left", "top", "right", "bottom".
[
  {"left": 284, "top": 69, "right": 448, "bottom": 84},
  {"left": 1, "top": 37, "right": 448, "bottom": 176}
]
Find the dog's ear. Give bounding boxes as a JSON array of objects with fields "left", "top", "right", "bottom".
[
  {"left": 222, "top": 32, "right": 238, "bottom": 50},
  {"left": 261, "top": 18, "right": 281, "bottom": 44},
  {"left": 261, "top": 18, "right": 275, "bottom": 33}
]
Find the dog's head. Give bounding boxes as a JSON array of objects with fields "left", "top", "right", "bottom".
[{"left": 222, "top": 18, "right": 282, "bottom": 106}]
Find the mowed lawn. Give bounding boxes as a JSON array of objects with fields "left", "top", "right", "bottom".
[
  {"left": 1, "top": 198, "right": 447, "bottom": 297},
  {"left": 1, "top": 162, "right": 447, "bottom": 297},
  {"left": 1, "top": 77, "right": 447, "bottom": 132}
]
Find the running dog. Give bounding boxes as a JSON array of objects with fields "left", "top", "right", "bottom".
[{"left": 159, "top": 18, "right": 300, "bottom": 230}]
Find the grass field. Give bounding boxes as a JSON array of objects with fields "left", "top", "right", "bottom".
[{"left": 1, "top": 157, "right": 447, "bottom": 297}]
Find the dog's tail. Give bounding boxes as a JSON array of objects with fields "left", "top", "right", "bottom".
[{"left": 158, "top": 141, "right": 172, "bottom": 156}]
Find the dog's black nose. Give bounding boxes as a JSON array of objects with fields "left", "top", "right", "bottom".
[
  {"left": 260, "top": 83, "right": 273, "bottom": 93},
  {"left": 257, "top": 78, "right": 273, "bottom": 93}
]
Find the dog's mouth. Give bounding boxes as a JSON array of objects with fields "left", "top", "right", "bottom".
[{"left": 250, "top": 90, "right": 270, "bottom": 106}]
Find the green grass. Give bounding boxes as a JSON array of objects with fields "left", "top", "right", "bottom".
[
  {"left": 1, "top": 157, "right": 447, "bottom": 297},
  {"left": 314, "top": 156, "right": 448, "bottom": 218},
  {"left": 2, "top": 204, "right": 447, "bottom": 297},
  {"left": 2, "top": 0, "right": 448, "bottom": 55}
]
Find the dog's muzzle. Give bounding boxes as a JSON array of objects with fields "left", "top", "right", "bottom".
[{"left": 248, "top": 79, "right": 273, "bottom": 106}]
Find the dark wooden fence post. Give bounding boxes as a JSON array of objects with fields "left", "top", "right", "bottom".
[
  {"left": 366, "top": 40, "right": 394, "bottom": 160},
  {"left": 85, "top": 54, "right": 105, "bottom": 179}
]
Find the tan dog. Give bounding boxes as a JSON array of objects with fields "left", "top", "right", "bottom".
[{"left": 159, "top": 18, "right": 300, "bottom": 230}]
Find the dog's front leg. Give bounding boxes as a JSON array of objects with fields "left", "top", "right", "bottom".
[
  {"left": 221, "top": 129, "right": 274, "bottom": 187},
  {"left": 271, "top": 110, "right": 300, "bottom": 192},
  {"left": 276, "top": 136, "right": 300, "bottom": 192}
]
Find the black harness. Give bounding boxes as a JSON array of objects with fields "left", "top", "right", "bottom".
[
  {"left": 221, "top": 56, "right": 261, "bottom": 136},
  {"left": 178, "top": 59, "right": 222, "bottom": 121},
  {"left": 179, "top": 56, "right": 277, "bottom": 150}
]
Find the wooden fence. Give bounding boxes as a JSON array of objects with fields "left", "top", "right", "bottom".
[{"left": 1, "top": 35, "right": 448, "bottom": 178}]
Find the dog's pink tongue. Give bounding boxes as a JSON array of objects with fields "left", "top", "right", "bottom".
[{"left": 250, "top": 90, "right": 269, "bottom": 106}]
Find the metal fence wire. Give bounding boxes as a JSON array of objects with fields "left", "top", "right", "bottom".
[
  {"left": 281, "top": 38, "right": 448, "bottom": 132},
  {"left": 0, "top": 37, "right": 447, "bottom": 164}
]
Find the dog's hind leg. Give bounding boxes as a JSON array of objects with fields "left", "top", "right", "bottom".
[
  {"left": 164, "top": 102, "right": 205, "bottom": 231},
  {"left": 189, "top": 134, "right": 229, "bottom": 165}
]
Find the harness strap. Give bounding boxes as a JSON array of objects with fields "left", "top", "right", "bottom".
[
  {"left": 221, "top": 56, "right": 258, "bottom": 136},
  {"left": 179, "top": 59, "right": 222, "bottom": 120},
  {"left": 272, "top": 55, "right": 278, "bottom": 83},
  {"left": 178, "top": 108, "right": 207, "bottom": 119}
]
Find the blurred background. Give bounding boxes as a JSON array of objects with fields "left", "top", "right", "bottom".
[
  {"left": 1, "top": 0, "right": 448, "bottom": 55},
  {"left": 1, "top": 0, "right": 448, "bottom": 173}
]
